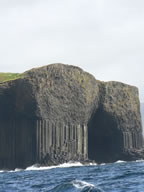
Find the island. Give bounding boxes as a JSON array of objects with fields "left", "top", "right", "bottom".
[{"left": 0, "top": 63, "right": 143, "bottom": 170}]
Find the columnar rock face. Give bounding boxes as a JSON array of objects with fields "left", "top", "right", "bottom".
[
  {"left": 0, "top": 64, "right": 143, "bottom": 169},
  {"left": 88, "top": 81, "right": 143, "bottom": 162}
]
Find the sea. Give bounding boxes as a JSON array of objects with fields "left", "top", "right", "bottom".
[{"left": 0, "top": 160, "right": 144, "bottom": 192}]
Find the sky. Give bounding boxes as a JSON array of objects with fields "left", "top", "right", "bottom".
[{"left": 0, "top": 0, "right": 144, "bottom": 101}]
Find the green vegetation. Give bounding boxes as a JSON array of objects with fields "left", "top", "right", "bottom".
[{"left": 0, "top": 73, "right": 21, "bottom": 83}]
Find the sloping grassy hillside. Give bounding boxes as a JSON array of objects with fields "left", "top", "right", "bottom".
[{"left": 0, "top": 73, "right": 21, "bottom": 83}]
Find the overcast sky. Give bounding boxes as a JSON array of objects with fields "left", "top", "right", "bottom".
[{"left": 0, "top": 0, "right": 144, "bottom": 101}]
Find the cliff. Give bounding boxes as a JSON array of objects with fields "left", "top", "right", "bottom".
[{"left": 0, "top": 64, "right": 143, "bottom": 169}]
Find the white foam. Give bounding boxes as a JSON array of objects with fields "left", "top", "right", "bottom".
[
  {"left": 14, "top": 168, "right": 24, "bottom": 172},
  {"left": 72, "top": 180, "right": 94, "bottom": 189},
  {"left": 88, "top": 162, "right": 97, "bottom": 166},
  {"left": 25, "top": 161, "right": 84, "bottom": 171},
  {"left": 136, "top": 159, "right": 144, "bottom": 162},
  {"left": 0, "top": 161, "right": 100, "bottom": 173},
  {"left": 115, "top": 160, "right": 126, "bottom": 164}
]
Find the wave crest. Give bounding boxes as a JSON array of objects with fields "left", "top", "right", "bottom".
[
  {"left": 115, "top": 160, "right": 126, "bottom": 164},
  {"left": 50, "top": 180, "right": 103, "bottom": 192},
  {"left": 72, "top": 180, "right": 103, "bottom": 192},
  {"left": 26, "top": 161, "right": 84, "bottom": 171}
]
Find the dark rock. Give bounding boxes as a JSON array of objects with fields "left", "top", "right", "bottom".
[{"left": 0, "top": 63, "right": 143, "bottom": 169}]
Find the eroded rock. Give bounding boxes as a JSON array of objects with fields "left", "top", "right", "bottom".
[{"left": 0, "top": 64, "right": 143, "bottom": 169}]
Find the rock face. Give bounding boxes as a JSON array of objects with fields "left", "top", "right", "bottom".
[
  {"left": 0, "top": 64, "right": 143, "bottom": 169},
  {"left": 140, "top": 103, "right": 144, "bottom": 131}
]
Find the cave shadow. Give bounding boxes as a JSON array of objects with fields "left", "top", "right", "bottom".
[{"left": 88, "top": 108, "right": 123, "bottom": 163}]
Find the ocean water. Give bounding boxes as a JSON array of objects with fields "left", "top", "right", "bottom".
[{"left": 0, "top": 160, "right": 144, "bottom": 192}]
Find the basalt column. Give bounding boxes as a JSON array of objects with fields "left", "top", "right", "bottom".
[
  {"left": 35, "top": 120, "right": 88, "bottom": 164},
  {"left": 0, "top": 119, "right": 36, "bottom": 169}
]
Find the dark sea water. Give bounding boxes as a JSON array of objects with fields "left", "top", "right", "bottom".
[{"left": 0, "top": 160, "right": 144, "bottom": 192}]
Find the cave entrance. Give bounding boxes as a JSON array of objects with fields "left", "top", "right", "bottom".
[{"left": 88, "top": 108, "right": 123, "bottom": 163}]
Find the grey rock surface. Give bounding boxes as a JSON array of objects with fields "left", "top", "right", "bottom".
[{"left": 0, "top": 63, "right": 143, "bottom": 169}]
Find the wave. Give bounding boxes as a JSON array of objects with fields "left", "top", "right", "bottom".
[
  {"left": 0, "top": 160, "right": 131, "bottom": 173},
  {"left": 25, "top": 159, "right": 144, "bottom": 171},
  {"left": 0, "top": 168, "right": 24, "bottom": 173},
  {"left": 2, "top": 159, "right": 142, "bottom": 173},
  {"left": 0, "top": 162, "right": 83, "bottom": 173},
  {"left": 50, "top": 180, "right": 103, "bottom": 192},
  {"left": 136, "top": 159, "right": 144, "bottom": 162},
  {"left": 115, "top": 159, "right": 144, "bottom": 164},
  {"left": 72, "top": 180, "right": 103, "bottom": 192},
  {"left": 0, "top": 161, "right": 98, "bottom": 173},
  {"left": 25, "top": 161, "right": 99, "bottom": 171},
  {"left": 72, "top": 180, "right": 94, "bottom": 189},
  {"left": 115, "top": 160, "right": 126, "bottom": 164},
  {"left": 25, "top": 161, "right": 84, "bottom": 171}
]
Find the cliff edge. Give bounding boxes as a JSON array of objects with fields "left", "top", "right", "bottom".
[{"left": 0, "top": 64, "right": 143, "bottom": 169}]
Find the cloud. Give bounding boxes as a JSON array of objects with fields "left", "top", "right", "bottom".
[{"left": 0, "top": 0, "right": 144, "bottom": 100}]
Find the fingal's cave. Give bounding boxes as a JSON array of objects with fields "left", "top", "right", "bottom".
[
  {"left": 88, "top": 109, "right": 123, "bottom": 163},
  {"left": 0, "top": 64, "right": 143, "bottom": 169}
]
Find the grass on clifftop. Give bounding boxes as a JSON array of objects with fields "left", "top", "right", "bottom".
[{"left": 0, "top": 73, "right": 21, "bottom": 83}]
